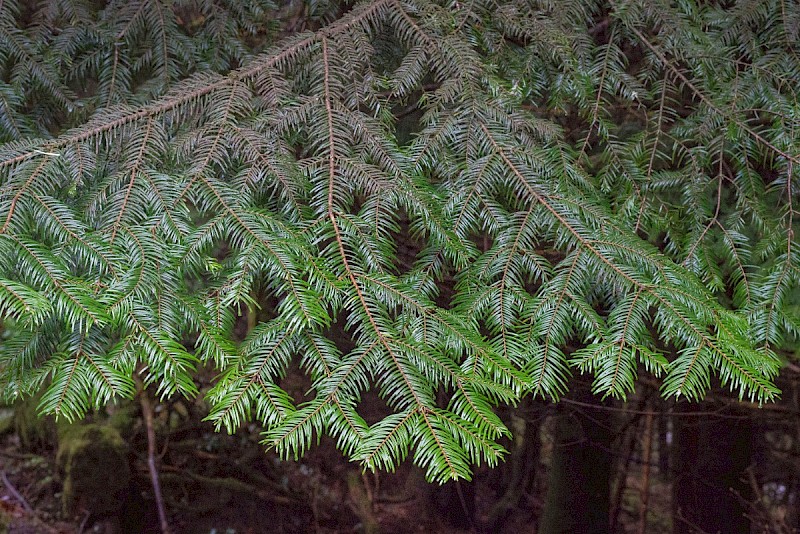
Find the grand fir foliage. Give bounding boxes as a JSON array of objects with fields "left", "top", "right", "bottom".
[{"left": 0, "top": 0, "right": 797, "bottom": 482}]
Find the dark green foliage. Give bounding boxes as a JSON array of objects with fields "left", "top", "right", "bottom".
[{"left": 0, "top": 0, "right": 797, "bottom": 481}]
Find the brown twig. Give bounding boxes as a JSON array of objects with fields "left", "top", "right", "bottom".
[
  {"left": 1, "top": 469, "right": 33, "bottom": 513},
  {"left": 135, "top": 375, "right": 172, "bottom": 534},
  {"left": 0, "top": 449, "right": 40, "bottom": 460},
  {"left": 77, "top": 510, "right": 91, "bottom": 534},
  {"left": 638, "top": 409, "right": 654, "bottom": 534},
  {"left": 674, "top": 507, "right": 713, "bottom": 534},
  {"left": 610, "top": 403, "right": 644, "bottom": 531},
  {"left": 745, "top": 467, "right": 791, "bottom": 534},
  {"left": 0, "top": 469, "right": 61, "bottom": 534}
]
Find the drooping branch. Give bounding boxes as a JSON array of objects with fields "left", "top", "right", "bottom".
[{"left": 0, "top": 0, "right": 396, "bottom": 172}]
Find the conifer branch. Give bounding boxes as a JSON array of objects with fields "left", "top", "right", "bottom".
[{"left": 0, "top": 0, "right": 794, "bottom": 481}]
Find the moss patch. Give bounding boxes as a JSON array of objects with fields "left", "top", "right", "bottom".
[{"left": 56, "top": 424, "right": 131, "bottom": 518}]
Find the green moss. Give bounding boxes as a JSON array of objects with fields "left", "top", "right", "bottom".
[
  {"left": 11, "top": 397, "right": 57, "bottom": 450},
  {"left": 0, "top": 507, "right": 9, "bottom": 534},
  {"left": 0, "top": 406, "right": 13, "bottom": 436},
  {"left": 56, "top": 424, "right": 131, "bottom": 517},
  {"left": 104, "top": 400, "right": 138, "bottom": 439}
]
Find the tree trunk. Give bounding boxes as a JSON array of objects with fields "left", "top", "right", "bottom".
[
  {"left": 539, "top": 388, "right": 612, "bottom": 534},
  {"left": 486, "top": 399, "right": 543, "bottom": 530},
  {"left": 672, "top": 402, "right": 752, "bottom": 534},
  {"left": 432, "top": 479, "right": 476, "bottom": 530}
]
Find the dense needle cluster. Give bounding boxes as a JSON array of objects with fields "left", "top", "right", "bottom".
[{"left": 0, "top": 0, "right": 797, "bottom": 482}]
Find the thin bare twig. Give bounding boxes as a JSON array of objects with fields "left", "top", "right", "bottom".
[
  {"left": 1, "top": 469, "right": 33, "bottom": 513},
  {"left": 0, "top": 449, "right": 39, "bottom": 460},
  {"left": 637, "top": 409, "right": 654, "bottom": 534},
  {"left": 610, "top": 397, "right": 646, "bottom": 531},
  {"left": 136, "top": 376, "right": 172, "bottom": 534},
  {"left": 744, "top": 467, "right": 792, "bottom": 534}
]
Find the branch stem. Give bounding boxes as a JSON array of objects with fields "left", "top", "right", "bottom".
[
  {"left": 136, "top": 376, "right": 172, "bottom": 534},
  {"left": 1, "top": 469, "right": 32, "bottom": 513}
]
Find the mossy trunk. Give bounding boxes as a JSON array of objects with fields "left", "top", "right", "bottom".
[
  {"left": 10, "top": 396, "right": 57, "bottom": 450},
  {"left": 539, "top": 391, "right": 612, "bottom": 534},
  {"left": 56, "top": 423, "right": 132, "bottom": 522},
  {"left": 347, "top": 471, "right": 380, "bottom": 534}
]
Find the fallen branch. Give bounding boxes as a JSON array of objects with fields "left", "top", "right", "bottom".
[{"left": 159, "top": 470, "right": 298, "bottom": 507}]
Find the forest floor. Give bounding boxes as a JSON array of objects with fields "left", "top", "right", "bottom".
[
  {"left": 0, "top": 421, "right": 668, "bottom": 534},
  {"left": 0, "top": 380, "right": 675, "bottom": 534},
  {"left": 0, "top": 419, "right": 528, "bottom": 534}
]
